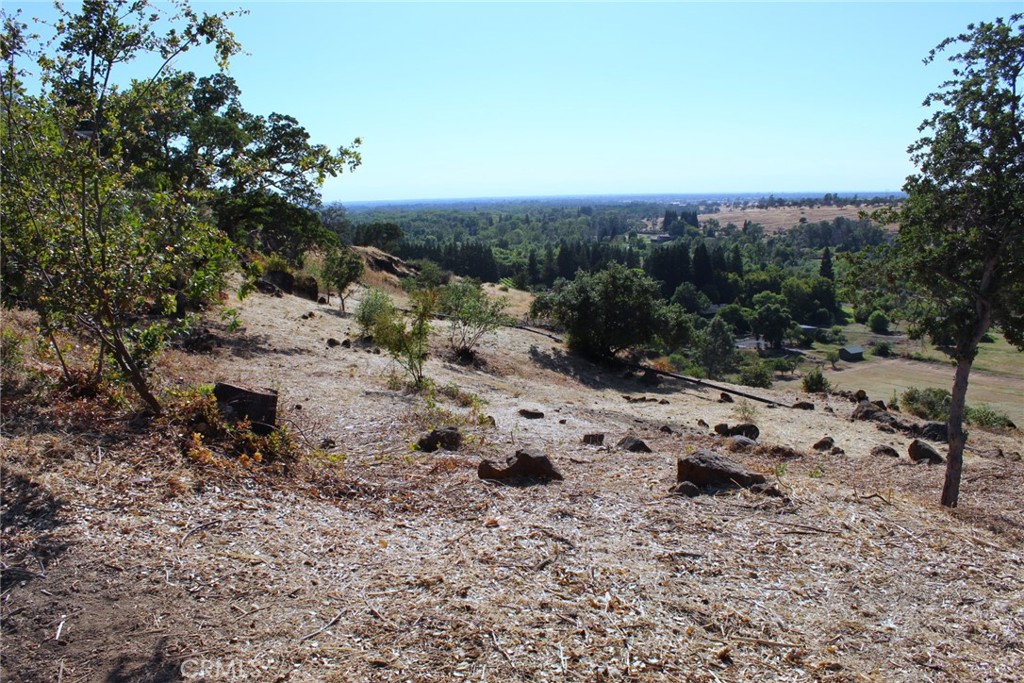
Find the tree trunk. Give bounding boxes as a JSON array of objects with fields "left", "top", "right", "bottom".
[
  {"left": 107, "top": 330, "right": 162, "bottom": 416},
  {"left": 940, "top": 354, "right": 974, "bottom": 507}
]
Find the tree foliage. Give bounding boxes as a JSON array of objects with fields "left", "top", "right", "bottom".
[
  {"left": 534, "top": 264, "right": 664, "bottom": 359},
  {"left": 323, "top": 247, "right": 364, "bottom": 313},
  {"left": 1, "top": 0, "right": 243, "bottom": 413},
  {"left": 439, "top": 280, "right": 511, "bottom": 361},
  {"left": 885, "top": 15, "right": 1024, "bottom": 506},
  {"left": 1, "top": 0, "right": 360, "bottom": 413}
]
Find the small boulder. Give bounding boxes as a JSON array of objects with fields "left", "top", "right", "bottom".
[
  {"left": 617, "top": 436, "right": 652, "bottom": 453},
  {"left": 718, "top": 392, "right": 735, "bottom": 404},
  {"left": 668, "top": 481, "right": 701, "bottom": 497},
  {"left": 697, "top": 419, "right": 709, "bottom": 428},
  {"left": 327, "top": 338, "right": 342, "bottom": 348},
  {"left": 263, "top": 269, "right": 294, "bottom": 294},
  {"left": 659, "top": 425, "right": 674, "bottom": 434},
  {"left": 675, "top": 449, "right": 767, "bottom": 490},
  {"left": 908, "top": 439, "right": 944, "bottom": 464},
  {"left": 871, "top": 400, "right": 887, "bottom": 411},
  {"left": 582, "top": 433, "right": 605, "bottom": 446},
  {"left": 730, "top": 423, "right": 760, "bottom": 440},
  {"left": 830, "top": 446, "right": 845, "bottom": 456},
  {"left": 518, "top": 408, "right": 545, "bottom": 419},
  {"left": 855, "top": 389, "right": 868, "bottom": 402},
  {"left": 417, "top": 427, "right": 462, "bottom": 453},
  {"left": 916, "top": 421, "right": 948, "bottom": 443},
  {"left": 213, "top": 382, "right": 278, "bottom": 436},
  {"left": 318, "top": 296, "right": 328, "bottom": 305},
  {"left": 871, "top": 445, "right": 900, "bottom": 458},
  {"left": 478, "top": 450, "right": 563, "bottom": 483},
  {"left": 729, "top": 435, "right": 757, "bottom": 451},
  {"left": 812, "top": 436, "right": 835, "bottom": 452},
  {"left": 792, "top": 401, "right": 815, "bottom": 410}
]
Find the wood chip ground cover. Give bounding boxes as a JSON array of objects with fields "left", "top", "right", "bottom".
[{"left": 2, "top": 288, "right": 1022, "bottom": 682}]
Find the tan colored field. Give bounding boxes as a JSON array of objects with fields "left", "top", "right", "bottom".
[{"left": 699, "top": 205, "right": 894, "bottom": 233}]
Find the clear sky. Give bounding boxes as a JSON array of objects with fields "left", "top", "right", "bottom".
[{"left": 8, "top": 1, "right": 1021, "bottom": 203}]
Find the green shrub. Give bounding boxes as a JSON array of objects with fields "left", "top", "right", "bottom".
[
  {"left": 900, "top": 386, "right": 1014, "bottom": 429},
  {"left": 439, "top": 280, "right": 511, "bottom": 361},
  {"left": 802, "top": 367, "right": 830, "bottom": 393},
  {"left": 355, "top": 288, "right": 397, "bottom": 337},
  {"left": 965, "top": 404, "right": 1015, "bottom": 429},
  {"left": 1, "top": 328, "right": 25, "bottom": 375},
  {"left": 871, "top": 341, "right": 893, "bottom": 357},
  {"left": 868, "top": 310, "right": 890, "bottom": 334},
  {"left": 738, "top": 361, "right": 773, "bottom": 389},
  {"left": 373, "top": 289, "right": 438, "bottom": 389},
  {"left": 900, "top": 386, "right": 951, "bottom": 420}
]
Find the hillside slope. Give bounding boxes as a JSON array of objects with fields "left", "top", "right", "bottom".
[{"left": 2, "top": 287, "right": 1022, "bottom": 683}]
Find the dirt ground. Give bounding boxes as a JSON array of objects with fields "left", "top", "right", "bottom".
[{"left": 2, "top": 287, "right": 1023, "bottom": 683}]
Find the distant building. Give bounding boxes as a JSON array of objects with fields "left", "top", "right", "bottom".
[{"left": 839, "top": 345, "right": 865, "bottom": 362}]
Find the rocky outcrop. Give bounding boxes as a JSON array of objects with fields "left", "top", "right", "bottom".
[
  {"left": 617, "top": 436, "right": 651, "bottom": 453},
  {"left": 478, "top": 450, "right": 563, "bottom": 483},
  {"left": 670, "top": 449, "right": 768, "bottom": 497}
]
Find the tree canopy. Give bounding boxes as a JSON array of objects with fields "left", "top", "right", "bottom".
[{"left": 887, "top": 14, "right": 1024, "bottom": 507}]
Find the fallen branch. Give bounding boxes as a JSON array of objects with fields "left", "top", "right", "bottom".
[
  {"left": 301, "top": 611, "right": 343, "bottom": 642},
  {"left": 180, "top": 520, "right": 222, "bottom": 546},
  {"left": 490, "top": 631, "right": 517, "bottom": 671},
  {"left": 733, "top": 635, "right": 800, "bottom": 648}
]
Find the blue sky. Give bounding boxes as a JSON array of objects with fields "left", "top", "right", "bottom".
[{"left": 9, "top": 1, "right": 1021, "bottom": 202}]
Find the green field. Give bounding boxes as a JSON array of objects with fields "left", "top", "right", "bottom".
[{"left": 781, "top": 329, "right": 1024, "bottom": 429}]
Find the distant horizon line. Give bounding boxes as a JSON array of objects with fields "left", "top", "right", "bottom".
[{"left": 339, "top": 190, "right": 906, "bottom": 208}]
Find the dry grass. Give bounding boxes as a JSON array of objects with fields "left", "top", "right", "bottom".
[
  {"left": 2, "top": 293, "right": 1023, "bottom": 683},
  {"left": 698, "top": 205, "right": 897, "bottom": 234}
]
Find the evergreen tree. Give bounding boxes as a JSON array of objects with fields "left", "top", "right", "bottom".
[{"left": 820, "top": 247, "right": 835, "bottom": 280}]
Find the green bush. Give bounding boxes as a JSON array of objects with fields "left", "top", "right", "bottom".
[
  {"left": 965, "top": 404, "right": 1015, "bottom": 429},
  {"left": 738, "top": 361, "right": 773, "bottom": 389},
  {"left": 439, "top": 280, "right": 511, "bottom": 361},
  {"left": 868, "top": 310, "right": 890, "bottom": 334},
  {"left": 900, "top": 386, "right": 951, "bottom": 420},
  {"left": 1, "top": 328, "right": 25, "bottom": 374},
  {"left": 355, "top": 288, "right": 397, "bottom": 337},
  {"left": 871, "top": 341, "right": 893, "bottom": 357},
  {"left": 802, "top": 367, "right": 830, "bottom": 393},
  {"left": 373, "top": 289, "right": 438, "bottom": 389},
  {"left": 900, "top": 386, "right": 1014, "bottom": 429}
]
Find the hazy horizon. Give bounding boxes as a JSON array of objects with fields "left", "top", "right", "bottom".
[{"left": 343, "top": 190, "right": 906, "bottom": 210}]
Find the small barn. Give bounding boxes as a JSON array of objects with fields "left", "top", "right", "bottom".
[{"left": 839, "top": 345, "right": 865, "bottom": 362}]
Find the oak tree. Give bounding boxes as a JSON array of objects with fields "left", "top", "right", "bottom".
[{"left": 890, "top": 15, "right": 1024, "bottom": 507}]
